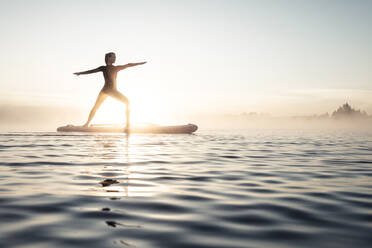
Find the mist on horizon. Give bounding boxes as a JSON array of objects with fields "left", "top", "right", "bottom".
[{"left": 1, "top": 101, "right": 371, "bottom": 132}]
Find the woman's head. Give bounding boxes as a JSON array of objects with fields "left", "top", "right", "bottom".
[{"left": 105, "top": 52, "right": 116, "bottom": 65}]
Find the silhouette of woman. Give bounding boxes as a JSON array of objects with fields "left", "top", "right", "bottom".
[{"left": 74, "top": 52, "right": 146, "bottom": 129}]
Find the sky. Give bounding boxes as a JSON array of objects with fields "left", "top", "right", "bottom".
[{"left": 0, "top": 0, "right": 371, "bottom": 127}]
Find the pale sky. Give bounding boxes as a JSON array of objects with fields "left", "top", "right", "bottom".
[{"left": 0, "top": 0, "right": 371, "bottom": 125}]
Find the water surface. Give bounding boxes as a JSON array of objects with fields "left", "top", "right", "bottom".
[{"left": 1, "top": 130, "right": 372, "bottom": 248}]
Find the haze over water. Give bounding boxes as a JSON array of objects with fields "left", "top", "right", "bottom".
[{"left": 1, "top": 130, "right": 372, "bottom": 248}]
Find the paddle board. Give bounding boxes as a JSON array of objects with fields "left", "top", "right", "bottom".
[{"left": 57, "top": 123, "right": 198, "bottom": 134}]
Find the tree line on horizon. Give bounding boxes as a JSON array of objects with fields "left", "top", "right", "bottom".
[{"left": 237, "top": 102, "right": 371, "bottom": 120}]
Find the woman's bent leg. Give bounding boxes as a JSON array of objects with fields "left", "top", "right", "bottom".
[
  {"left": 83, "top": 92, "right": 107, "bottom": 127},
  {"left": 109, "top": 90, "right": 130, "bottom": 129}
]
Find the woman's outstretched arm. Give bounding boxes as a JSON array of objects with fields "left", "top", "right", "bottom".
[
  {"left": 117, "top": 62, "right": 146, "bottom": 71},
  {"left": 73, "top": 66, "right": 103, "bottom": 76}
]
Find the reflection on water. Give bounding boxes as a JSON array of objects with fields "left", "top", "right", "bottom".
[
  {"left": 0, "top": 130, "right": 372, "bottom": 248},
  {"left": 86, "top": 134, "right": 169, "bottom": 198}
]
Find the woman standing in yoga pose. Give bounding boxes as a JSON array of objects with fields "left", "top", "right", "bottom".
[{"left": 74, "top": 52, "right": 146, "bottom": 129}]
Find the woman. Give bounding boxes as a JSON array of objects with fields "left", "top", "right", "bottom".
[{"left": 74, "top": 52, "right": 146, "bottom": 129}]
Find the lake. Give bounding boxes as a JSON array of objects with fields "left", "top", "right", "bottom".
[{"left": 0, "top": 129, "right": 371, "bottom": 248}]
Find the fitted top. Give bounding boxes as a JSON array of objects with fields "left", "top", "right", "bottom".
[{"left": 98, "top": 65, "right": 120, "bottom": 91}]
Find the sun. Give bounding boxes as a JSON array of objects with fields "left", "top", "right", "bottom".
[{"left": 92, "top": 91, "right": 162, "bottom": 125}]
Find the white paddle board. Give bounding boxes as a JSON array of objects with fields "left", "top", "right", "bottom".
[{"left": 57, "top": 123, "right": 198, "bottom": 134}]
